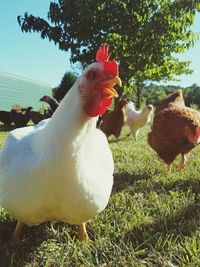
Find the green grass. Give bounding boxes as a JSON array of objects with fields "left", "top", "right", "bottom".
[{"left": 0, "top": 125, "right": 200, "bottom": 266}]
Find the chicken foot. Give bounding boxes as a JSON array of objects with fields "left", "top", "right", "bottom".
[
  {"left": 77, "top": 223, "right": 91, "bottom": 241},
  {"left": 13, "top": 221, "right": 24, "bottom": 244},
  {"left": 177, "top": 154, "right": 187, "bottom": 171}
]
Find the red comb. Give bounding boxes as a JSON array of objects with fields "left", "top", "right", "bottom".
[
  {"left": 96, "top": 43, "right": 119, "bottom": 76},
  {"left": 96, "top": 43, "right": 111, "bottom": 62}
]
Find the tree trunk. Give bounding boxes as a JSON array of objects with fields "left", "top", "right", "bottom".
[
  {"left": 136, "top": 83, "right": 144, "bottom": 109},
  {"left": 136, "top": 86, "right": 141, "bottom": 109},
  {"left": 114, "top": 86, "right": 123, "bottom": 107}
]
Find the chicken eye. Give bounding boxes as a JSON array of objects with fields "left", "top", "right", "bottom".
[{"left": 86, "top": 70, "right": 98, "bottom": 80}]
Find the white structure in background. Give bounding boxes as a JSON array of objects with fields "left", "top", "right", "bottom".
[{"left": 0, "top": 71, "right": 51, "bottom": 110}]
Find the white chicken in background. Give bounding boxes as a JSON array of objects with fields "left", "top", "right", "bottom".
[
  {"left": 0, "top": 43, "right": 121, "bottom": 242},
  {"left": 125, "top": 101, "right": 153, "bottom": 141}
]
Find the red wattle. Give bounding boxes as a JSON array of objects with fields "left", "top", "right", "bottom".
[
  {"left": 99, "top": 98, "right": 112, "bottom": 115},
  {"left": 85, "top": 97, "right": 113, "bottom": 117}
]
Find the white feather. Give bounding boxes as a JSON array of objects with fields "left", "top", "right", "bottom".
[{"left": 0, "top": 80, "right": 114, "bottom": 226}]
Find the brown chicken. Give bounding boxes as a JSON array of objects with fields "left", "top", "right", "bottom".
[
  {"left": 12, "top": 106, "right": 33, "bottom": 128},
  {"left": 0, "top": 110, "right": 13, "bottom": 126},
  {"left": 148, "top": 90, "right": 200, "bottom": 171},
  {"left": 30, "top": 110, "right": 50, "bottom": 124},
  {"left": 40, "top": 95, "right": 60, "bottom": 115},
  {"left": 100, "top": 99, "right": 128, "bottom": 138}
]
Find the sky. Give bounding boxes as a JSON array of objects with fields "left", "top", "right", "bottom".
[{"left": 0, "top": 1, "right": 199, "bottom": 88}]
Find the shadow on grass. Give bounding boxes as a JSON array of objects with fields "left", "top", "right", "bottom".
[
  {"left": 117, "top": 168, "right": 200, "bottom": 196},
  {"left": 0, "top": 220, "right": 50, "bottom": 266},
  {"left": 0, "top": 220, "right": 74, "bottom": 266},
  {"left": 124, "top": 198, "right": 200, "bottom": 249},
  {"left": 115, "top": 171, "right": 200, "bottom": 250},
  {"left": 112, "top": 171, "right": 151, "bottom": 194},
  {"left": 163, "top": 178, "right": 200, "bottom": 195},
  {"left": 149, "top": 177, "right": 200, "bottom": 196},
  {"left": 0, "top": 219, "right": 88, "bottom": 266}
]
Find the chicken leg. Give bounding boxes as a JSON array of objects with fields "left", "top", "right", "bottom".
[
  {"left": 177, "top": 154, "right": 187, "bottom": 171},
  {"left": 77, "top": 223, "right": 90, "bottom": 241},
  {"left": 132, "top": 130, "right": 140, "bottom": 142},
  {"left": 167, "top": 164, "right": 172, "bottom": 173},
  {"left": 13, "top": 221, "right": 24, "bottom": 243}
]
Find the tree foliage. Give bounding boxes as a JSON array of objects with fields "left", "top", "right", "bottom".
[
  {"left": 184, "top": 83, "right": 200, "bottom": 107},
  {"left": 126, "top": 83, "right": 200, "bottom": 109},
  {"left": 52, "top": 71, "right": 77, "bottom": 101},
  {"left": 18, "top": 0, "right": 200, "bottom": 107}
]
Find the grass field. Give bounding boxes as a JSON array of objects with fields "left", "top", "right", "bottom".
[{"left": 0, "top": 125, "right": 200, "bottom": 266}]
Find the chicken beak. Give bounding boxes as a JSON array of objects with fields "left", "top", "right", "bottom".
[
  {"left": 102, "top": 76, "right": 122, "bottom": 98},
  {"left": 103, "top": 87, "right": 119, "bottom": 98},
  {"left": 109, "top": 76, "right": 122, "bottom": 87}
]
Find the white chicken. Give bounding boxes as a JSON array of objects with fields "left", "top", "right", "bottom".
[
  {"left": 125, "top": 101, "right": 153, "bottom": 141},
  {"left": 0, "top": 43, "right": 121, "bottom": 242}
]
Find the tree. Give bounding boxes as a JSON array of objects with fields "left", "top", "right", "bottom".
[
  {"left": 184, "top": 83, "right": 200, "bottom": 107},
  {"left": 52, "top": 71, "right": 77, "bottom": 101},
  {"left": 143, "top": 83, "right": 167, "bottom": 107},
  {"left": 18, "top": 0, "right": 200, "bottom": 107}
]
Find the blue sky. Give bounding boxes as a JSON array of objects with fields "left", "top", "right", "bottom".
[{"left": 0, "top": 1, "right": 199, "bottom": 87}]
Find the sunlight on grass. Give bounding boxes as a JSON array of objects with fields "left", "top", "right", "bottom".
[{"left": 0, "top": 125, "right": 200, "bottom": 266}]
